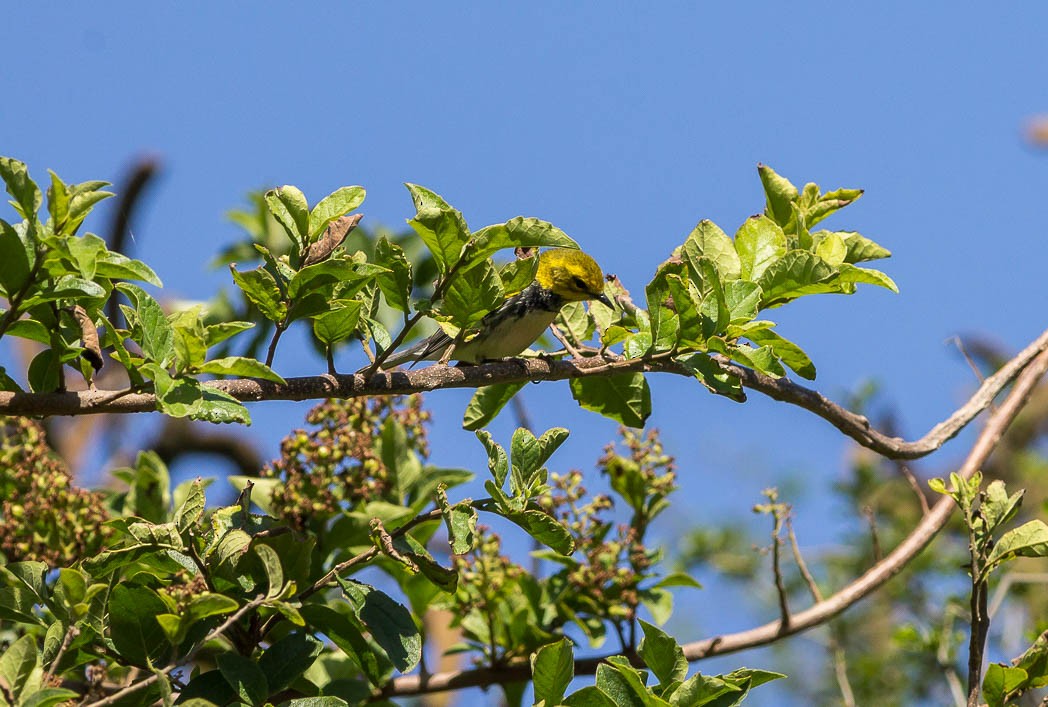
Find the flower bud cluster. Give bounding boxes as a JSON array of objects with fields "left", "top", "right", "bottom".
[
  {"left": 0, "top": 417, "right": 111, "bottom": 564},
  {"left": 263, "top": 395, "right": 430, "bottom": 529}
]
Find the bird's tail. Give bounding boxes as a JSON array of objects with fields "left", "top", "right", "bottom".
[{"left": 378, "top": 330, "right": 453, "bottom": 369}]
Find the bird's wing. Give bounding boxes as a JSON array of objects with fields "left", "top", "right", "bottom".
[{"left": 381, "top": 328, "right": 454, "bottom": 368}]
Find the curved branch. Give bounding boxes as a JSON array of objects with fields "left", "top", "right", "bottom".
[
  {"left": 4, "top": 327, "right": 1047, "bottom": 463},
  {"left": 719, "top": 325, "right": 1048, "bottom": 459},
  {"left": 375, "top": 346, "right": 1048, "bottom": 700}
]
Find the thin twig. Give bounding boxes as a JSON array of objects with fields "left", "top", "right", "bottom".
[
  {"left": 770, "top": 507, "right": 790, "bottom": 630},
  {"left": 897, "top": 463, "right": 931, "bottom": 515},
  {"left": 787, "top": 519, "right": 856, "bottom": 707},
  {"left": 43, "top": 625, "right": 80, "bottom": 684},
  {"left": 863, "top": 506, "right": 883, "bottom": 563},
  {"left": 549, "top": 323, "right": 583, "bottom": 359},
  {"left": 786, "top": 518, "right": 821, "bottom": 602},
  {"left": 949, "top": 336, "right": 988, "bottom": 386}
]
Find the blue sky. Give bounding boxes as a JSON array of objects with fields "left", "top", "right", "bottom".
[{"left": 5, "top": 3, "right": 1047, "bottom": 703}]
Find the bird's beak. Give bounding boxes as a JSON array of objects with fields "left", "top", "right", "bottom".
[{"left": 595, "top": 292, "right": 613, "bottom": 309}]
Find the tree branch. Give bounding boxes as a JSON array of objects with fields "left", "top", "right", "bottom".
[
  {"left": 374, "top": 346, "right": 1048, "bottom": 700},
  {"left": 4, "top": 327, "right": 1047, "bottom": 465}
]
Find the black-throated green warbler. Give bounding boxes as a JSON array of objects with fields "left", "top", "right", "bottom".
[{"left": 382, "top": 248, "right": 611, "bottom": 367}]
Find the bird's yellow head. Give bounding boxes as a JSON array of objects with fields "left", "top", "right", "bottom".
[{"left": 535, "top": 249, "right": 612, "bottom": 306}]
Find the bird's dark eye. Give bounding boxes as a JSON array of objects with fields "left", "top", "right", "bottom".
[{"left": 572, "top": 276, "right": 587, "bottom": 290}]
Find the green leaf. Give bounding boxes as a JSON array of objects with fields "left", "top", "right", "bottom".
[
  {"left": 266, "top": 185, "right": 310, "bottom": 243},
  {"left": 218, "top": 651, "right": 270, "bottom": 706},
  {"left": 641, "top": 586, "right": 674, "bottom": 625},
  {"left": 463, "top": 381, "right": 526, "bottom": 430},
  {"left": 391, "top": 533, "right": 459, "bottom": 592},
  {"left": 197, "top": 356, "right": 286, "bottom": 383},
  {"left": 665, "top": 275, "right": 704, "bottom": 346},
  {"left": 986, "top": 520, "right": 1048, "bottom": 568},
  {"left": 690, "top": 256, "right": 730, "bottom": 339},
  {"left": 564, "top": 686, "right": 618, "bottom": 707},
  {"left": 230, "top": 264, "right": 287, "bottom": 322},
  {"left": 65, "top": 181, "right": 114, "bottom": 233},
  {"left": 469, "top": 217, "right": 580, "bottom": 263},
  {"left": 46, "top": 170, "right": 70, "bottom": 226},
  {"left": 682, "top": 219, "right": 741, "bottom": 281},
  {"left": 95, "top": 250, "right": 163, "bottom": 286},
  {"left": 174, "top": 478, "right": 207, "bottom": 532},
  {"left": 375, "top": 237, "right": 413, "bottom": 314},
  {"left": 27, "top": 348, "right": 61, "bottom": 393},
  {"left": 255, "top": 543, "right": 285, "bottom": 598},
  {"left": 3, "top": 562, "right": 47, "bottom": 600},
  {"left": 0, "top": 157, "right": 42, "bottom": 221},
  {"left": 500, "top": 256, "right": 541, "bottom": 295},
  {"left": 724, "top": 342, "right": 785, "bottom": 378},
  {"left": 836, "top": 263, "right": 899, "bottom": 293},
  {"left": 535, "top": 428, "right": 570, "bottom": 471},
  {"left": 983, "top": 663, "right": 1028, "bottom": 707},
  {"left": 805, "top": 187, "right": 863, "bottom": 229},
  {"left": 20, "top": 687, "right": 81, "bottom": 707},
  {"left": 0, "top": 219, "right": 31, "bottom": 294},
  {"left": 309, "top": 186, "right": 365, "bottom": 239},
  {"left": 570, "top": 372, "right": 651, "bottom": 428},
  {"left": 510, "top": 427, "right": 540, "bottom": 494},
  {"left": 653, "top": 572, "right": 703, "bottom": 589},
  {"left": 31, "top": 275, "right": 106, "bottom": 302},
  {"left": 66, "top": 233, "right": 104, "bottom": 280},
  {"left": 676, "top": 352, "right": 745, "bottom": 401},
  {"left": 595, "top": 659, "right": 654, "bottom": 707},
  {"left": 722, "top": 281, "right": 761, "bottom": 325},
  {"left": 108, "top": 584, "right": 172, "bottom": 668},
  {"left": 744, "top": 327, "right": 815, "bottom": 380},
  {"left": 981, "top": 480, "right": 1024, "bottom": 536},
  {"left": 437, "top": 490, "right": 478, "bottom": 555},
  {"left": 476, "top": 430, "right": 510, "bottom": 487},
  {"left": 813, "top": 231, "right": 847, "bottom": 267},
  {"left": 645, "top": 269, "right": 680, "bottom": 354},
  {"left": 340, "top": 580, "right": 422, "bottom": 673},
  {"left": 0, "top": 635, "right": 38, "bottom": 702},
  {"left": 756, "top": 251, "right": 837, "bottom": 307},
  {"left": 148, "top": 365, "right": 251, "bottom": 424},
  {"left": 406, "top": 184, "right": 470, "bottom": 273},
  {"left": 287, "top": 259, "right": 386, "bottom": 300},
  {"left": 639, "top": 620, "right": 688, "bottom": 686},
  {"left": 503, "top": 508, "right": 575, "bottom": 555},
  {"left": 117, "top": 282, "right": 176, "bottom": 366},
  {"left": 312, "top": 300, "right": 363, "bottom": 346},
  {"left": 734, "top": 215, "right": 787, "bottom": 281},
  {"left": 299, "top": 604, "right": 392, "bottom": 686},
  {"left": 204, "top": 321, "right": 254, "bottom": 348},
  {"left": 532, "top": 638, "right": 574, "bottom": 706},
  {"left": 170, "top": 308, "right": 208, "bottom": 371},
  {"left": 156, "top": 593, "right": 239, "bottom": 645},
  {"left": 757, "top": 164, "right": 799, "bottom": 228},
  {"left": 443, "top": 258, "right": 504, "bottom": 328},
  {"left": 812, "top": 230, "right": 891, "bottom": 263},
  {"left": 259, "top": 632, "right": 324, "bottom": 695}
]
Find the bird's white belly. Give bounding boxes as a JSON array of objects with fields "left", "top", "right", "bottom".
[{"left": 455, "top": 310, "right": 558, "bottom": 362}]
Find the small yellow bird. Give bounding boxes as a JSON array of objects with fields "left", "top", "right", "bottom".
[{"left": 382, "top": 248, "right": 611, "bottom": 367}]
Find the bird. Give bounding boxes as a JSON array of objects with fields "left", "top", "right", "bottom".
[{"left": 381, "top": 248, "right": 612, "bottom": 368}]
